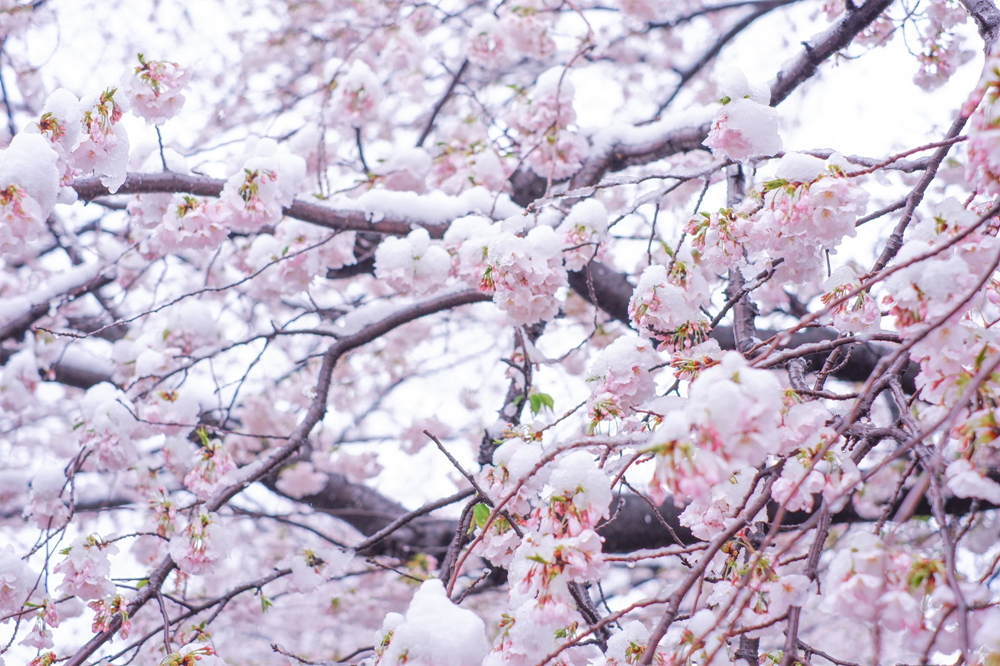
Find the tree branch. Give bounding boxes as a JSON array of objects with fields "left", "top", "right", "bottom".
[{"left": 960, "top": 0, "right": 1000, "bottom": 52}]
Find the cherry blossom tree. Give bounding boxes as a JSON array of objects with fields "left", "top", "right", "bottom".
[{"left": 3, "top": 1, "right": 1000, "bottom": 665}]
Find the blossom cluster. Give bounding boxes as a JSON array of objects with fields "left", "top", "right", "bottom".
[
  {"left": 483, "top": 450, "right": 613, "bottom": 665},
  {"left": 966, "top": 52, "right": 1000, "bottom": 195},
  {"left": 751, "top": 153, "right": 869, "bottom": 285},
  {"left": 646, "top": 352, "right": 784, "bottom": 507},
  {"left": 465, "top": 0, "right": 557, "bottom": 69},
  {"left": 429, "top": 119, "right": 509, "bottom": 194},
  {"left": 0, "top": 56, "right": 192, "bottom": 259},
  {"left": 504, "top": 68, "right": 588, "bottom": 180},
  {"left": 913, "top": 0, "right": 973, "bottom": 91},
  {"left": 375, "top": 227, "right": 453, "bottom": 295},
  {"left": 484, "top": 225, "right": 568, "bottom": 326},
  {"left": 628, "top": 249, "right": 711, "bottom": 352},
  {"left": 121, "top": 53, "right": 191, "bottom": 124},
  {"left": 585, "top": 335, "right": 657, "bottom": 432},
  {"left": 703, "top": 69, "right": 782, "bottom": 164},
  {"left": 877, "top": 197, "right": 1000, "bottom": 504}
]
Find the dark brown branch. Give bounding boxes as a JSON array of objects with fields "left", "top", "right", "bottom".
[
  {"left": 416, "top": 59, "right": 468, "bottom": 148},
  {"left": 0, "top": 271, "right": 114, "bottom": 343},
  {"left": 72, "top": 173, "right": 449, "bottom": 238},
  {"left": 654, "top": 0, "right": 797, "bottom": 115},
  {"left": 769, "top": 0, "right": 895, "bottom": 106}
]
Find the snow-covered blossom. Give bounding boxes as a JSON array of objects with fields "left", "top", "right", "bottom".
[
  {"left": 527, "top": 129, "right": 589, "bottom": 181},
  {"left": 668, "top": 339, "right": 724, "bottom": 381},
  {"left": 648, "top": 352, "right": 784, "bottom": 505},
  {"left": 484, "top": 225, "right": 568, "bottom": 325},
  {"left": 329, "top": 60, "right": 382, "bottom": 126},
  {"left": 497, "top": 0, "right": 556, "bottom": 61},
  {"left": 76, "top": 382, "right": 140, "bottom": 471},
  {"left": 374, "top": 227, "right": 452, "bottom": 295},
  {"left": 72, "top": 87, "right": 130, "bottom": 193},
  {"left": 149, "top": 195, "right": 230, "bottom": 253},
  {"left": 24, "top": 466, "right": 69, "bottom": 529},
  {"left": 466, "top": 14, "right": 515, "bottom": 69},
  {"left": 55, "top": 534, "right": 118, "bottom": 601},
  {"left": 371, "top": 579, "right": 489, "bottom": 666},
  {"left": 219, "top": 139, "right": 306, "bottom": 232},
  {"left": 704, "top": 69, "right": 782, "bottom": 163},
  {"left": 444, "top": 215, "right": 494, "bottom": 284},
  {"left": 482, "top": 435, "right": 548, "bottom": 519},
  {"left": 284, "top": 548, "right": 354, "bottom": 594},
  {"left": 375, "top": 146, "right": 431, "bottom": 193},
  {"left": 749, "top": 152, "right": 868, "bottom": 284},
  {"left": 0, "top": 346, "right": 40, "bottom": 411},
  {"left": 168, "top": 512, "right": 230, "bottom": 575},
  {"left": 430, "top": 119, "right": 509, "bottom": 194},
  {"left": 505, "top": 68, "right": 587, "bottom": 180},
  {"left": 0, "top": 544, "right": 36, "bottom": 619},
  {"left": 685, "top": 206, "right": 745, "bottom": 274},
  {"left": 162, "top": 644, "right": 228, "bottom": 666},
  {"left": 25, "top": 89, "right": 82, "bottom": 187},
  {"left": 540, "top": 451, "right": 612, "bottom": 537},
  {"left": 557, "top": 199, "right": 609, "bottom": 271},
  {"left": 629, "top": 253, "right": 711, "bottom": 352},
  {"left": 0, "top": 133, "right": 61, "bottom": 258},
  {"left": 586, "top": 334, "right": 657, "bottom": 430},
  {"left": 121, "top": 53, "right": 190, "bottom": 124},
  {"left": 692, "top": 352, "right": 784, "bottom": 459},
  {"left": 605, "top": 620, "right": 669, "bottom": 666}
]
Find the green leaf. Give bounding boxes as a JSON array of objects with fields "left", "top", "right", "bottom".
[
  {"left": 528, "top": 392, "right": 554, "bottom": 416},
  {"left": 762, "top": 178, "right": 789, "bottom": 193},
  {"left": 136, "top": 579, "right": 148, "bottom": 590},
  {"left": 472, "top": 503, "right": 491, "bottom": 531}
]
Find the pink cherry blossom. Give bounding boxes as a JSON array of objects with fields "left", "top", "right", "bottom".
[{"left": 121, "top": 53, "right": 190, "bottom": 124}]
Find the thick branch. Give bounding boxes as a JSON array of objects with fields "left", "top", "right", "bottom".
[
  {"left": 72, "top": 173, "right": 448, "bottom": 238},
  {"left": 769, "top": 0, "right": 895, "bottom": 106},
  {"left": 960, "top": 0, "right": 1000, "bottom": 52}
]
